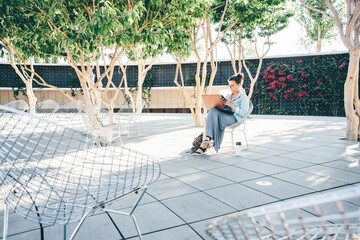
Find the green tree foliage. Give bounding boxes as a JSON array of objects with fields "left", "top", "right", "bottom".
[
  {"left": 296, "top": 0, "right": 338, "bottom": 52},
  {"left": 221, "top": 0, "right": 293, "bottom": 100}
]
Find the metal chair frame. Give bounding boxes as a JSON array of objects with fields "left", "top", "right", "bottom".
[
  {"left": 35, "top": 99, "right": 60, "bottom": 118},
  {"left": 225, "top": 101, "right": 254, "bottom": 149},
  {"left": 4, "top": 100, "right": 29, "bottom": 112},
  {"left": 0, "top": 105, "right": 161, "bottom": 240},
  {"left": 206, "top": 186, "right": 360, "bottom": 240}
]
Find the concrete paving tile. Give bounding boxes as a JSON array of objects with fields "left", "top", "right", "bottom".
[
  {"left": 5, "top": 225, "right": 65, "bottom": 240},
  {"left": 209, "top": 155, "right": 254, "bottom": 165},
  {"left": 128, "top": 225, "right": 202, "bottom": 240},
  {"left": 157, "top": 173, "right": 171, "bottom": 181},
  {"left": 242, "top": 176, "right": 314, "bottom": 200},
  {"left": 337, "top": 154, "right": 360, "bottom": 163},
  {"left": 106, "top": 191, "right": 157, "bottom": 210},
  {"left": 278, "top": 140, "right": 322, "bottom": 149},
  {"left": 208, "top": 165, "right": 264, "bottom": 183},
  {"left": 179, "top": 159, "right": 229, "bottom": 171},
  {"left": 300, "top": 201, "right": 359, "bottom": 225},
  {"left": 161, "top": 162, "right": 201, "bottom": 178},
  {"left": 0, "top": 211, "right": 39, "bottom": 236},
  {"left": 322, "top": 160, "right": 360, "bottom": 174},
  {"left": 176, "top": 172, "right": 233, "bottom": 191},
  {"left": 237, "top": 151, "right": 273, "bottom": 160},
  {"left": 296, "top": 146, "right": 348, "bottom": 159},
  {"left": 205, "top": 184, "right": 278, "bottom": 210},
  {"left": 260, "top": 143, "right": 307, "bottom": 152},
  {"left": 273, "top": 170, "right": 346, "bottom": 191},
  {"left": 161, "top": 192, "right": 235, "bottom": 223},
  {"left": 235, "top": 161, "right": 290, "bottom": 175},
  {"left": 257, "top": 155, "right": 313, "bottom": 169},
  {"left": 299, "top": 165, "right": 360, "bottom": 183},
  {"left": 147, "top": 178, "right": 199, "bottom": 200},
  {"left": 278, "top": 152, "right": 337, "bottom": 164},
  {"left": 247, "top": 146, "right": 289, "bottom": 156},
  {"left": 109, "top": 201, "right": 185, "bottom": 238},
  {"left": 190, "top": 218, "right": 219, "bottom": 240}
]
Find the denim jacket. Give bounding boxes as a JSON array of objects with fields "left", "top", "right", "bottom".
[{"left": 224, "top": 91, "right": 249, "bottom": 122}]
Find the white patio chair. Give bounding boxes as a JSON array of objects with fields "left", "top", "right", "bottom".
[
  {"left": 116, "top": 100, "right": 146, "bottom": 138},
  {"left": 55, "top": 101, "right": 84, "bottom": 130},
  {"left": 35, "top": 99, "right": 60, "bottom": 118},
  {"left": 77, "top": 100, "right": 124, "bottom": 146},
  {"left": 4, "top": 100, "right": 29, "bottom": 112},
  {"left": 206, "top": 185, "right": 360, "bottom": 240},
  {"left": 224, "top": 100, "right": 253, "bottom": 149},
  {"left": 0, "top": 105, "right": 161, "bottom": 240}
]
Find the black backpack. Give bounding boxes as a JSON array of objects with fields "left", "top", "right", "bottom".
[{"left": 191, "top": 133, "right": 210, "bottom": 152}]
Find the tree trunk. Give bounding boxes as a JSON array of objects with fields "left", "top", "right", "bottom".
[
  {"left": 317, "top": 24, "right": 322, "bottom": 53},
  {"left": 194, "top": 105, "right": 202, "bottom": 127},
  {"left": 25, "top": 79, "right": 37, "bottom": 114},
  {"left": 344, "top": 49, "right": 360, "bottom": 141},
  {"left": 136, "top": 63, "right": 144, "bottom": 114}
]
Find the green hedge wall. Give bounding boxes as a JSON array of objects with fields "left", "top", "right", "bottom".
[{"left": 246, "top": 53, "right": 351, "bottom": 117}]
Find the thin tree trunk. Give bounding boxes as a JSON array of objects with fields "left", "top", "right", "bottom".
[
  {"left": 25, "top": 80, "right": 37, "bottom": 114},
  {"left": 344, "top": 49, "right": 360, "bottom": 141},
  {"left": 317, "top": 24, "right": 322, "bottom": 53}
]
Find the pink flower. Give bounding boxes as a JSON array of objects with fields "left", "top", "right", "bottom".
[
  {"left": 302, "top": 84, "right": 307, "bottom": 88},
  {"left": 297, "top": 59, "right": 304, "bottom": 64},
  {"left": 301, "top": 72, "right": 308, "bottom": 78},
  {"left": 287, "top": 75, "right": 293, "bottom": 81},
  {"left": 269, "top": 74, "right": 276, "bottom": 80},
  {"left": 279, "top": 77, "right": 286, "bottom": 82},
  {"left": 340, "top": 61, "right": 346, "bottom": 70},
  {"left": 278, "top": 70, "right": 286, "bottom": 76}
]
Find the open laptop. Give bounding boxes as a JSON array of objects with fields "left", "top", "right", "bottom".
[{"left": 202, "top": 94, "right": 225, "bottom": 110}]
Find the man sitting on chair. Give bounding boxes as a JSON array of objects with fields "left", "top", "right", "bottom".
[{"left": 193, "top": 73, "right": 249, "bottom": 155}]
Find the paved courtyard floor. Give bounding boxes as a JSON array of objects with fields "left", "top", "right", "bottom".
[{"left": 1, "top": 113, "right": 360, "bottom": 239}]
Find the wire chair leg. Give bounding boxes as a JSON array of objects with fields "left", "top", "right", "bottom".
[
  {"left": 63, "top": 225, "right": 66, "bottom": 240},
  {"left": 3, "top": 202, "right": 8, "bottom": 240},
  {"left": 105, "top": 212, "right": 126, "bottom": 240},
  {"left": 131, "top": 215, "right": 143, "bottom": 240},
  {"left": 243, "top": 122, "right": 249, "bottom": 148},
  {"left": 130, "top": 187, "right": 147, "bottom": 215},
  {"left": 101, "top": 187, "right": 148, "bottom": 240},
  {"left": 69, "top": 209, "right": 96, "bottom": 240},
  {"left": 231, "top": 130, "right": 235, "bottom": 149}
]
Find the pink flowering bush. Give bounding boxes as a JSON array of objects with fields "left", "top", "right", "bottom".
[{"left": 251, "top": 54, "right": 348, "bottom": 116}]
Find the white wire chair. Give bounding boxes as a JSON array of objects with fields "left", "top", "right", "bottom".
[
  {"left": 55, "top": 101, "right": 84, "bottom": 130},
  {"left": 77, "top": 100, "right": 124, "bottom": 146},
  {"left": 0, "top": 105, "right": 161, "bottom": 240},
  {"left": 206, "top": 185, "right": 360, "bottom": 240},
  {"left": 35, "top": 99, "right": 60, "bottom": 118},
  {"left": 224, "top": 100, "right": 253, "bottom": 149},
  {"left": 4, "top": 100, "right": 29, "bottom": 112},
  {"left": 116, "top": 100, "right": 146, "bottom": 138}
]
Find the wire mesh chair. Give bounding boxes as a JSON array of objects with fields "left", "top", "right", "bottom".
[
  {"left": 35, "top": 99, "right": 60, "bottom": 119},
  {"left": 3, "top": 100, "right": 29, "bottom": 112},
  {"left": 224, "top": 100, "right": 253, "bottom": 149},
  {"left": 0, "top": 105, "right": 161, "bottom": 240},
  {"left": 77, "top": 100, "right": 124, "bottom": 146},
  {"left": 55, "top": 101, "right": 84, "bottom": 130},
  {"left": 116, "top": 100, "right": 146, "bottom": 138},
  {"left": 206, "top": 185, "right": 360, "bottom": 240}
]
